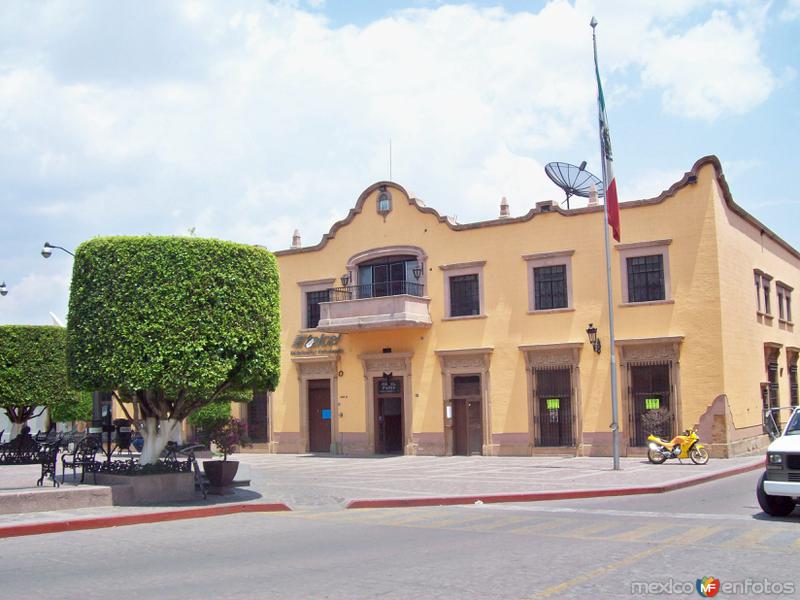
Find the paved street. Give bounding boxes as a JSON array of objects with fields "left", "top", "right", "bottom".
[{"left": 0, "top": 469, "right": 796, "bottom": 599}]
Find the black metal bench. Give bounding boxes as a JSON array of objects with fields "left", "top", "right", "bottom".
[
  {"left": 0, "top": 432, "right": 40, "bottom": 465},
  {"left": 61, "top": 436, "right": 101, "bottom": 484}
]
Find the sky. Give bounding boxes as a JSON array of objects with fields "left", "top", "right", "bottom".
[{"left": 0, "top": 0, "right": 798, "bottom": 325}]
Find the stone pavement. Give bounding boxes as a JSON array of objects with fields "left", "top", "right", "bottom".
[{"left": 0, "top": 453, "right": 764, "bottom": 528}]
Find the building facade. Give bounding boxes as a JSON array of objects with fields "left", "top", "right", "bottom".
[{"left": 262, "top": 156, "right": 799, "bottom": 458}]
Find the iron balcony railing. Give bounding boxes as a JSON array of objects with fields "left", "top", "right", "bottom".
[{"left": 328, "top": 280, "right": 424, "bottom": 301}]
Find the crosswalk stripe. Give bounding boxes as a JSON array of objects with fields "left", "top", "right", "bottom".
[
  {"left": 463, "top": 515, "right": 538, "bottom": 532},
  {"left": 506, "top": 517, "right": 578, "bottom": 535},
  {"left": 720, "top": 528, "right": 767, "bottom": 549},
  {"left": 558, "top": 520, "right": 624, "bottom": 539},
  {"left": 608, "top": 522, "right": 680, "bottom": 542}
]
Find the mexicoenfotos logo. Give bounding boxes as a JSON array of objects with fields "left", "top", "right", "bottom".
[{"left": 696, "top": 577, "right": 720, "bottom": 597}]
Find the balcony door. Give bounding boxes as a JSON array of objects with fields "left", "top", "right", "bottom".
[{"left": 359, "top": 256, "right": 419, "bottom": 298}]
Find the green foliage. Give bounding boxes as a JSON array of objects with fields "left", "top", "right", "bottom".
[
  {"left": 187, "top": 400, "right": 231, "bottom": 429},
  {"left": 0, "top": 326, "right": 83, "bottom": 423},
  {"left": 50, "top": 390, "right": 93, "bottom": 423},
  {"left": 66, "top": 236, "right": 281, "bottom": 420}
]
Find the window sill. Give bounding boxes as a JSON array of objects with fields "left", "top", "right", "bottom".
[
  {"left": 619, "top": 299, "right": 674, "bottom": 307},
  {"left": 527, "top": 307, "right": 575, "bottom": 315},
  {"left": 758, "top": 311, "right": 774, "bottom": 322},
  {"left": 779, "top": 319, "right": 794, "bottom": 326},
  {"left": 442, "top": 314, "right": 488, "bottom": 322}
]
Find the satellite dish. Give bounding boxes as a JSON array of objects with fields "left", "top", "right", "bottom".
[{"left": 545, "top": 161, "right": 604, "bottom": 209}]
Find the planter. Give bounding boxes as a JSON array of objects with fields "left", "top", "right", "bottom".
[{"left": 203, "top": 460, "right": 239, "bottom": 491}]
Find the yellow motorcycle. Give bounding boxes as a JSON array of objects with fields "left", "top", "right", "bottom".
[{"left": 647, "top": 429, "right": 709, "bottom": 465}]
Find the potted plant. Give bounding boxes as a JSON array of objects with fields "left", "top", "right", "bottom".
[{"left": 203, "top": 417, "right": 251, "bottom": 492}]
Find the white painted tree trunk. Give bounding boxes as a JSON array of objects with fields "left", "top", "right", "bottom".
[
  {"left": 10, "top": 422, "right": 24, "bottom": 437},
  {"left": 140, "top": 417, "right": 183, "bottom": 464}
]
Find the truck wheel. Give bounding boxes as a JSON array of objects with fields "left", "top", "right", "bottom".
[{"left": 756, "top": 472, "right": 796, "bottom": 517}]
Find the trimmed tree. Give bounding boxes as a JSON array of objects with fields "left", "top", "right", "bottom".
[
  {"left": 67, "top": 236, "right": 280, "bottom": 463},
  {"left": 0, "top": 325, "right": 82, "bottom": 436}
]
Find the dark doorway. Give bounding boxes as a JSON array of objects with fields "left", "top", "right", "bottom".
[
  {"left": 534, "top": 368, "right": 574, "bottom": 447},
  {"left": 629, "top": 363, "right": 672, "bottom": 447},
  {"left": 247, "top": 391, "right": 269, "bottom": 443},
  {"left": 452, "top": 375, "right": 483, "bottom": 455},
  {"left": 308, "top": 379, "right": 332, "bottom": 453},
  {"left": 374, "top": 377, "right": 403, "bottom": 454}
]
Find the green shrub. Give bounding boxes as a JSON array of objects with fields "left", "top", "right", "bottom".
[
  {"left": 66, "top": 236, "right": 280, "bottom": 461},
  {"left": 0, "top": 325, "right": 86, "bottom": 426}
]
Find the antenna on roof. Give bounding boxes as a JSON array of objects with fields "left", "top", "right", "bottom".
[{"left": 544, "top": 161, "right": 605, "bottom": 209}]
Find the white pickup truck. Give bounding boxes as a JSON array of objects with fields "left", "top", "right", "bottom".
[{"left": 757, "top": 406, "right": 800, "bottom": 517}]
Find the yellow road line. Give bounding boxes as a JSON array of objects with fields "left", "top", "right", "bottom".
[
  {"left": 608, "top": 522, "right": 680, "bottom": 542},
  {"left": 527, "top": 525, "right": 726, "bottom": 599},
  {"left": 463, "top": 515, "right": 538, "bottom": 532},
  {"left": 506, "top": 517, "right": 578, "bottom": 535},
  {"left": 558, "top": 520, "right": 622, "bottom": 539},
  {"left": 720, "top": 528, "right": 767, "bottom": 549}
]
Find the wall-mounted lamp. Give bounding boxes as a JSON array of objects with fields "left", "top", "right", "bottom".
[
  {"left": 340, "top": 273, "right": 350, "bottom": 287},
  {"left": 412, "top": 264, "right": 422, "bottom": 281},
  {"left": 586, "top": 323, "right": 601, "bottom": 354},
  {"left": 41, "top": 242, "right": 74, "bottom": 258},
  {"left": 0, "top": 281, "right": 7, "bottom": 296}
]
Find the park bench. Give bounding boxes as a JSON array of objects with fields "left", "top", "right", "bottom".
[
  {"left": 0, "top": 430, "right": 40, "bottom": 465},
  {"left": 161, "top": 442, "right": 209, "bottom": 499},
  {"left": 37, "top": 441, "right": 61, "bottom": 487},
  {"left": 61, "top": 436, "right": 101, "bottom": 484}
]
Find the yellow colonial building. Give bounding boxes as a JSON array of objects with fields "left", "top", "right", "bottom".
[{"left": 259, "top": 156, "right": 799, "bottom": 458}]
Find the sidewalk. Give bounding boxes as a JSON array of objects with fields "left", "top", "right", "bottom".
[{"left": 0, "top": 453, "right": 764, "bottom": 535}]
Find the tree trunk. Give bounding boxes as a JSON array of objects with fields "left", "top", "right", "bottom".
[
  {"left": 140, "top": 417, "right": 184, "bottom": 464},
  {"left": 10, "top": 421, "right": 24, "bottom": 437}
]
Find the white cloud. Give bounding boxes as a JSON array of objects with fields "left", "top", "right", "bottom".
[
  {"left": 0, "top": 1, "right": 783, "bottom": 323},
  {"left": 781, "top": 0, "right": 800, "bottom": 21}
]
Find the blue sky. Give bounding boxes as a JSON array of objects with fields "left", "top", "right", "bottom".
[{"left": 1, "top": 0, "right": 798, "bottom": 324}]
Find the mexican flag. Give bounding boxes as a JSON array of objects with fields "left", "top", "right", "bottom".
[{"left": 594, "top": 55, "right": 621, "bottom": 242}]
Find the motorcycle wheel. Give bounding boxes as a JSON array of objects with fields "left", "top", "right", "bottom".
[
  {"left": 647, "top": 449, "right": 667, "bottom": 464},
  {"left": 690, "top": 446, "right": 709, "bottom": 465}
]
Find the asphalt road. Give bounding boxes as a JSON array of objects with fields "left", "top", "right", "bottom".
[{"left": 0, "top": 470, "right": 796, "bottom": 600}]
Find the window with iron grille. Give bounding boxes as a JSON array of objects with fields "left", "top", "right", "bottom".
[
  {"left": 449, "top": 274, "right": 480, "bottom": 317},
  {"left": 790, "top": 364, "right": 798, "bottom": 407},
  {"left": 534, "top": 265, "right": 567, "bottom": 310},
  {"left": 306, "top": 289, "right": 330, "bottom": 328},
  {"left": 626, "top": 255, "right": 665, "bottom": 302}
]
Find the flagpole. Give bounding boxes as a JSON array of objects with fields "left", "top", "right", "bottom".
[{"left": 591, "top": 17, "right": 621, "bottom": 471}]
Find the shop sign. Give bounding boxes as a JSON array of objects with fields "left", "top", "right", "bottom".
[{"left": 291, "top": 333, "right": 343, "bottom": 356}]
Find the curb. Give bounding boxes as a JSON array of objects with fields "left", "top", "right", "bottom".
[
  {"left": 0, "top": 502, "right": 291, "bottom": 539},
  {"left": 346, "top": 459, "right": 765, "bottom": 510}
]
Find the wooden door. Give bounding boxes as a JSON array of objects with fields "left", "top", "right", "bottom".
[
  {"left": 308, "top": 380, "right": 332, "bottom": 453},
  {"left": 452, "top": 375, "right": 483, "bottom": 455}
]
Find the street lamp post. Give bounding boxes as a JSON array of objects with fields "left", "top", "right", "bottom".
[{"left": 41, "top": 242, "right": 74, "bottom": 258}]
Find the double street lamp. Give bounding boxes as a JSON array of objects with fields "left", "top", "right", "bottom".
[{"left": 0, "top": 281, "right": 7, "bottom": 296}]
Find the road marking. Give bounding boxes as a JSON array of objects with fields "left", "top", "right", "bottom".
[
  {"left": 528, "top": 525, "right": 726, "bottom": 599},
  {"left": 462, "top": 515, "right": 537, "bottom": 532},
  {"left": 470, "top": 504, "right": 756, "bottom": 522},
  {"left": 557, "top": 520, "right": 625, "bottom": 539},
  {"left": 505, "top": 517, "right": 578, "bottom": 535},
  {"left": 720, "top": 528, "right": 768, "bottom": 549},
  {"left": 608, "top": 521, "right": 681, "bottom": 541}
]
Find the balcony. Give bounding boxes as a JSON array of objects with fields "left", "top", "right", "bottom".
[{"left": 317, "top": 281, "right": 432, "bottom": 333}]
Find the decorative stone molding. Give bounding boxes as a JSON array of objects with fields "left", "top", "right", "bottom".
[
  {"left": 435, "top": 347, "right": 493, "bottom": 371},
  {"left": 616, "top": 336, "right": 683, "bottom": 365},
  {"left": 520, "top": 343, "right": 583, "bottom": 368}
]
